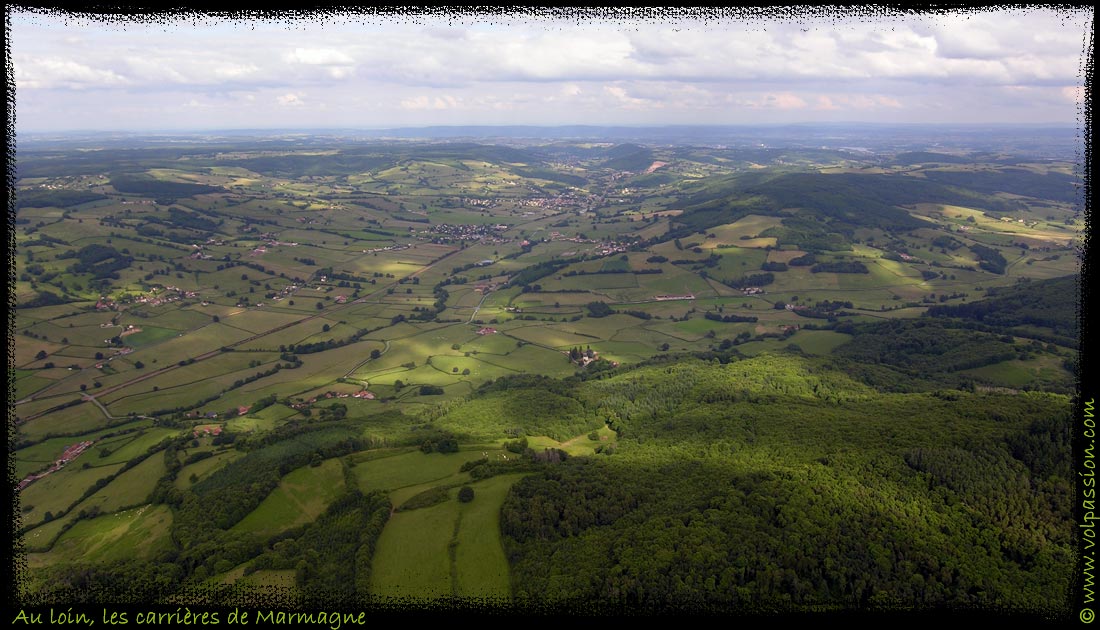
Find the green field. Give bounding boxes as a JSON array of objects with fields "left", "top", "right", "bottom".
[
  {"left": 353, "top": 449, "right": 472, "bottom": 494},
  {"left": 232, "top": 458, "right": 346, "bottom": 537},
  {"left": 370, "top": 473, "right": 528, "bottom": 600},
  {"left": 14, "top": 134, "right": 1081, "bottom": 610},
  {"left": 33, "top": 504, "right": 173, "bottom": 567}
]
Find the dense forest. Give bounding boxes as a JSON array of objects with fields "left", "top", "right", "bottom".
[
  {"left": 498, "top": 353, "right": 1072, "bottom": 611},
  {"left": 927, "top": 275, "right": 1079, "bottom": 346}
]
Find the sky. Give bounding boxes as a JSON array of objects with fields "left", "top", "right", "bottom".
[{"left": 8, "top": 7, "right": 1094, "bottom": 133}]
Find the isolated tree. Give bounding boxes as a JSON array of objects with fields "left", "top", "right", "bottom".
[{"left": 458, "top": 486, "right": 475, "bottom": 503}]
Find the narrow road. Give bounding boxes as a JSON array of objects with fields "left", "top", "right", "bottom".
[
  {"left": 467, "top": 291, "right": 490, "bottom": 324},
  {"left": 343, "top": 340, "right": 392, "bottom": 379}
]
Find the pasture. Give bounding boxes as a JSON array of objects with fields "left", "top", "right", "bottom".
[{"left": 231, "top": 458, "right": 346, "bottom": 538}]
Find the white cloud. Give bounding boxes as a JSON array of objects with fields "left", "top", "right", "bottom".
[
  {"left": 1062, "top": 85, "right": 1085, "bottom": 103},
  {"left": 276, "top": 92, "right": 304, "bottom": 107},
  {"left": 400, "top": 96, "right": 431, "bottom": 110},
  {"left": 8, "top": 7, "right": 1091, "bottom": 130},
  {"left": 213, "top": 63, "right": 259, "bottom": 79},
  {"left": 14, "top": 56, "right": 129, "bottom": 89},
  {"left": 284, "top": 48, "right": 355, "bottom": 66},
  {"left": 766, "top": 93, "right": 808, "bottom": 110},
  {"left": 815, "top": 96, "right": 839, "bottom": 111}
]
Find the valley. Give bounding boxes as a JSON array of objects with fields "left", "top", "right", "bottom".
[{"left": 11, "top": 126, "right": 1083, "bottom": 613}]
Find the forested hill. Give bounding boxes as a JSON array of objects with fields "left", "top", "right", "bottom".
[
  {"left": 497, "top": 352, "right": 1072, "bottom": 611},
  {"left": 927, "top": 275, "right": 1079, "bottom": 346},
  {"left": 666, "top": 170, "right": 1024, "bottom": 239}
]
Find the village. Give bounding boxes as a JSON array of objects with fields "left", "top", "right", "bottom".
[{"left": 17, "top": 440, "right": 95, "bottom": 491}]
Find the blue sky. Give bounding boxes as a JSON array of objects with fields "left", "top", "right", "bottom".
[{"left": 9, "top": 7, "right": 1093, "bottom": 132}]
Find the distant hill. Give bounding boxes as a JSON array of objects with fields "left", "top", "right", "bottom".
[
  {"left": 16, "top": 189, "right": 108, "bottom": 210},
  {"left": 892, "top": 151, "right": 971, "bottom": 165},
  {"left": 667, "top": 170, "right": 1021, "bottom": 242},
  {"left": 927, "top": 275, "right": 1079, "bottom": 346},
  {"left": 601, "top": 144, "right": 656, "bottom": 171},
  {"left": 922, "top": 168, "right": 1080, "bottom": 203},
  {"left": 109, "top": 174, "right": 224, "bottom": 203}
]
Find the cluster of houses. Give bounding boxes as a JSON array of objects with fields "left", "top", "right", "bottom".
[
  {"left": 288, "top": 389, "right": 376, "bottom": 409},
  {"left": 460, "top": 197, "right": 497, "bottom": 208},
  {"left": 270, "top": 283, "right": 301, "bottom": 302},
  {"left": 517, "top": 192, "right": 592, "bottom": 209},
  {"left": 422, "top": 223, "right": 509, "bottom": 245},
  {"left": 191, "top": 424, "right": 223, "bottom": 437},
  {"left": 17, "top": 440, "right": 95, "bottom": 491},
  {"left": 473, "top": 283, "right": 500, "bottom": 295},
  {"left": 362, "top": 244, "right": 410, "bottom": 254},
  {"left": 132, "top": 286, "right": 199, "bottom": 307},
  {"left": 477, "top": 327, "right": 498, "bottom": 335},
  {"left": 568, "top": 346, "right": 600, "bottom": 367},
  {"left": 741, "top": 287, "right": 766, "bottom": 296},
  {"left": 595, "top": 243, "right": 629, "bottom": 256},
  {"left": 543, "top": 232, "right": 632, "bottom": 257}
]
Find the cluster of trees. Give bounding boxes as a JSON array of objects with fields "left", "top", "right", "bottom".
[
  {"left": 810, "top": 261, "right": 869, "bottom": 274},
  {"left": 165, "top": 420, "right": 377, "bottom": 544},
  {"left": 509, "top": 256, "right": 583, "bottom": 288},
  {"left": 704, "top": 312, "right": 758, "bottom": 323},
  {"left": 586, "top": 302, "right": 614, "bottom": 318},
  {"left": 278, "top": 325, "right": 382, "bottom": 355},
  {"left": 834, "top": 319, "right": 1019, "bottom": 374},
  {"left": 109, "top": 175, "right": 222, "bottom": 203},
  {"left": 927, "top": 275, "right": 1077, "bottom": 345},
  {"left": 569, "top": 346, "right": 597, "bottom": 362},
  {"left": 419, "top": 430, "right": 459, "bottom": 452},
  {"left": 576, "top": 267, "right": 666, "bottom": 278},
  {"left": 721, "top": 272, "right": 774, "bottom": 289},
  {"left": 247, "top": 489, "right": 391, "bottom": 597},
  {"left": 65, "top": 244, "right": 134, "bottom": 279},
  {"left": 969, "top": 244, "right": 1008, "bottom": 275},
  {"left": 16, "top": 189, "right": 107, "bottom": 210},
  {"left": 18, "top": 290, "right": 68, "bottom": 309},
  {"left": 143, "top": 207, "right": 220, "bottom": 232}
]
